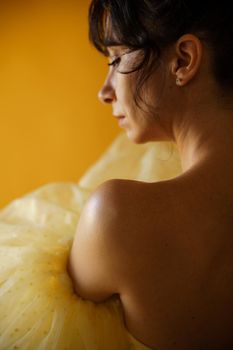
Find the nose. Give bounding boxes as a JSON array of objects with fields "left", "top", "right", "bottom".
[{"left": 98, "top": 78, "right": 116, "bottom": 104}]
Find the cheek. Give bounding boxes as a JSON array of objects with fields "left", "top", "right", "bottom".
[{"left": 116, "top": 73, "right": 136, "bottom": 103}]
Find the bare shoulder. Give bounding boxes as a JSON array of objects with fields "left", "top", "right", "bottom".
[
  {"left": 90, "top": 177, "right": 175, "bottom": 212},
  {"left": 86, "top": 178, "right": 178, "bottom": 285},
  {"left": 69, "top": 178, "right": 155, "bottom": 301},
  {"left": 70, "top": 177, "right": 187, "bottom": 300},
  {"left": 88, "top": 178, "right": 175, "bottom": 234}
]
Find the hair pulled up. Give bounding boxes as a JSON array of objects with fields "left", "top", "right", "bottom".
[{"left": 89, "top": 0, "right": 233, "bottom": 104}]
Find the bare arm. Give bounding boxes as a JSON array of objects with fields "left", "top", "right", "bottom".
[{"left": 68, "top": 180, "right": 121, "bottom": 302}]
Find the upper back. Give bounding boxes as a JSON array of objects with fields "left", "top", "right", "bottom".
[{"left": 105, "top": 174, "right": 233, "bottom": 349}]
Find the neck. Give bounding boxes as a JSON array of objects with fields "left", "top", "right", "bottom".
[{"left": 172, "top": 103, "right": 233, "bottom": 172}]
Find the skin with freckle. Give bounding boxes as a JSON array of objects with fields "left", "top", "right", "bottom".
[{"left": 69, "top": 1, "right": 233, "bottom": 349}]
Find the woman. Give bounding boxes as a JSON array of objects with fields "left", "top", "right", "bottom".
[{"left": 69, "top": 1, "right": 233, "bottom": 349}]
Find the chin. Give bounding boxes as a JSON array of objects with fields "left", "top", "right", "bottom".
[
  {"left": 126, "top": 128, "right": 170, "bottom": 144},
  {"left": 126, "top": 129, "right": 152, "bottom": 144}
]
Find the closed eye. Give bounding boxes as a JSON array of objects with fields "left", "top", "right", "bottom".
[{"left": 108, "top": 57, "right": 121, "bottom": 67}]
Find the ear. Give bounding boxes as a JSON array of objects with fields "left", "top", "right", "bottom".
[{"left": 170, "top": 34, "right": 203, "bottom": 86}]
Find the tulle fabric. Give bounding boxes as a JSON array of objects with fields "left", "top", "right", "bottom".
[{"left": 0, "top": 132, "right": 181, "bottom": 349}]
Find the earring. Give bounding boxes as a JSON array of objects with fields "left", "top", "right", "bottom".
[{"left": 176, "top": 77, "right": 182, "bottom": 86}]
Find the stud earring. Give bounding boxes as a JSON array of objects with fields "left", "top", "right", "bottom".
[{"left": 176, "top": 77, "right": 182, "bottom": 85}]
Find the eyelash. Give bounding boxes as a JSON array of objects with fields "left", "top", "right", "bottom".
[{"left": 108, "top": 57, "right": 121, "bottom": 67}]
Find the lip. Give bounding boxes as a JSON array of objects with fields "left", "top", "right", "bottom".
[{"left": 114, "top": 115, "right": 126, "bottom": 127}]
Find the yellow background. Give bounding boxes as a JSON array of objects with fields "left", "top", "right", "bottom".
[{"left": 0, "top": 0, "right": 119, "bottom": 208}]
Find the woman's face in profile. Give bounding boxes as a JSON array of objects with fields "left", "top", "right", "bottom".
[{"left": 98, "top": 43, "right": 175, "bottom": 144}]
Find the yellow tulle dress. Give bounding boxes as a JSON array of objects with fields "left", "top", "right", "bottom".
[{"left": 0, "top": 132, "right": 181, "bottom": 350}]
